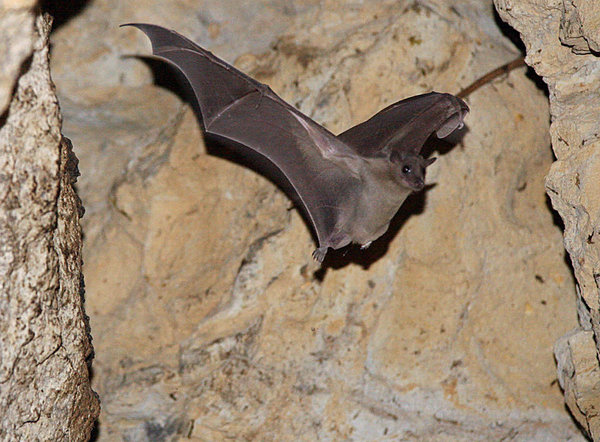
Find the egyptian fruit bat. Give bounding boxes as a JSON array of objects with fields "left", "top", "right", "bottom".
[{"left": 124, "top": 24, "right": 469, "bottom": 262}]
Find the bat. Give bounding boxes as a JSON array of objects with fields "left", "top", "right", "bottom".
[{"left": 123, "top": 24, "right": 469, "bottom": 263}]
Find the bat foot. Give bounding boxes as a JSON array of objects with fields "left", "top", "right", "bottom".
[
  {"left": 312, "top": 247, "right": 328, "bottom": 263},
  {"left": 360, "top": 241, "right": 372, "bottom": 250}
]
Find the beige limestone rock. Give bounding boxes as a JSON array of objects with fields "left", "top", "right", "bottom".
[
  {"left": 555, "top": 329, "right": 600, "bottom": 439},
  {"left": 0, "top": 0, "right": 36, "bottom": 113},
  {"left": 495, "top": 0, "right": 600, "bottom": 438},
  {"left": 560, "top": 0, "right": 600, "bottom": 54},
  {"left": 50, "top": 0, "right": 582, "bottom": 439},
  {"left": 0, "top": 12, "right": 99, "bottom": 440}
]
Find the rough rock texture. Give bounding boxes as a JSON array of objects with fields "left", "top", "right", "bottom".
[
  {"left": 0, "top": 0, "right": 37, "bottom": 114},
  {"left": 0, "top": 12, "right": 99, "bottom": 441},
  {"left": 495, "top": 0, "right": 600, "bottom": 439},
  {"left": 50, "top": 0, "right": 583, "bottom": 440}
]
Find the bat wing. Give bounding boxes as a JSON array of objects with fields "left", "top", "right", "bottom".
[
  {"left": 337, "top": 92, "right": 469, "bottom": 157},
  {"left": 124, "top": 23, "right": 361, "bottom": 250}
]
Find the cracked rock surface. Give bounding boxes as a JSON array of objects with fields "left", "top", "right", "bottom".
[
  {"left": 495, "top": 0, "right": 600, "bottom": 439},
  {"left": 0, "top": 11, "right": 99, "bottom": 441},
  {"left": 49, "top": 0, "right": 583, "bottom": 439}
]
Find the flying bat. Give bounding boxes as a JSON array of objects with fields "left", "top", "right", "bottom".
[{"left": 123, "top": 24, "right": 469, "bottom": 263}]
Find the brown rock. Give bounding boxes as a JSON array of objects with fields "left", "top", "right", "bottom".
[
  {"left": 0, "top": 13, "right": 99, "bottom": 440},
  {"left": 0, "top": 0, "right": 36, "bottom": 113},
  {"left": 51, "top": 0, "right": 582, "bottom": 439},
  {"left": 495, "top": 0, "right": 600, "bottom": 438}
]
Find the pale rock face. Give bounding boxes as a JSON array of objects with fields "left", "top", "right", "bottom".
[
  {"left": 0, "top": 0, "right": 37, "bottom": 113},
  {"left": 0, "top": 12, "right": 99, "bottom": 440},
  {"left": 50, "top": 0, "right": 582, "bottom": 439},
  {"left": 495, "top": 0, "right": 600, "bottom": 439}
]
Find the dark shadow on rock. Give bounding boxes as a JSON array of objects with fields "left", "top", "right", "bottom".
[
  {"left": 493, "top": 5, "right": 549, "bottom": 98},
  {"left": 562, "top": 402, "right": 592, "bottom": 442},
  {"left": 545, "top": 193, "right": 565, "bottom": 231},
  {"left": 493, "top": 5, "right": 525, "bottom": 53},
  {"left": 41, "top": 0, "right": 91, "bottom": 31},
  {"left": 89, "top": 421, "right": 99, "bottom": 442},
  {"left": 0, "top": 53, "right": 33, "bottom": 129},
  {"left": 545, "top": 194, "right": 575, "bottom": 277},
  {"left": 126, "top": 56, "right": 193, "bottom": 104}
]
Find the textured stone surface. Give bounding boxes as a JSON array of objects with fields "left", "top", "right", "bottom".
[
  {"left": 555, "top": 330, "right": 600, "bottom": 439},
  {"left": 495, "top": 0, "right": 600, "bottom": 438},
  {"left": 560, "top": 0, "right": 600, "bottom": 54},
  {"left": 0, "top": 0, "right": 36, "bottom": 113},
  {"left": 0, "top": 13, "right": 99, "bottom": 441},
  {"left": 51, "top": 0, "right": 582, "bottom": 439}
]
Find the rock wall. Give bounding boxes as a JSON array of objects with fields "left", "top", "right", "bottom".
[
  {"left": 0, "top": 10, "right": 99, "bottom": 441},
  {"left": 45, "top": 0, "right": 585, "bottom": 439},
  {"left": 494, "top": 0, "right": 600, "bottom": 439}
]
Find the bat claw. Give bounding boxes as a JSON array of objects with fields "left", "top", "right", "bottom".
[
  {"left": 312, "top": 247, "right": 328, "bottom": 263},
  {"left": 360, "top": 241, "right": 372, "bottom": 250}
]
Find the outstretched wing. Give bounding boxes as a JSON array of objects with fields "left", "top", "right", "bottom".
[
  {"left": 337, "top": 92, "right": 469, "bottom": 157},
  {"left": 124, "top": 23, "right": 361, "bottom": 248}
]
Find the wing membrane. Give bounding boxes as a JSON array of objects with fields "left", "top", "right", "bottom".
[
  {"left": 338, "top": 92, "right": 469, "bottom": 156},
  {"left": 125, "top": 23, "right": 360, "bottom": 247}
]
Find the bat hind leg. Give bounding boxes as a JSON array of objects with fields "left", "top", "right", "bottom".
[
  {"left": 312, "top": 247, "right": 328, "bottom": 263},
  {"left": 312, "top": 231, "right": 352, "bottom": 263}
]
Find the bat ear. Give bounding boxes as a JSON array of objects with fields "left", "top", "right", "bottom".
[{"left": 425, "top": 157, "right": 437, "bottom": 167}]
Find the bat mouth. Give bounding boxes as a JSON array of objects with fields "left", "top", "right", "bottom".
[{"left": 409, "top": 179, "right": 424, "bottom": 191}]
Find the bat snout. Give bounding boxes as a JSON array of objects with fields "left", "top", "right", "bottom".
[
  {"left": 412, "top": 179, "right": 425, "bottom": 191},
  {"left": 404, "top": 177, "right": 424, "bottom": 192}
]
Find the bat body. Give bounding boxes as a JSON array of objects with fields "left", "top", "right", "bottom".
[{"left": 124, "top": 24, "right": 469, "bottom": 262}]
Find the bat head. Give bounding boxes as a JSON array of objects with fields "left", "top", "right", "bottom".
[{"left": 389, "top": 151, "right": 436, "bottom": 191}]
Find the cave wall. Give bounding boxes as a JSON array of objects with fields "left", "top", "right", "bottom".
[
  {"left": 0, "top": 9, "right": 99, "bottom": 441},
  {"left": 495, "top": 0, "right": 600, "bottom": 438},
  {"left": 0, "top": 0, "right": 583, "bottom": 439}
]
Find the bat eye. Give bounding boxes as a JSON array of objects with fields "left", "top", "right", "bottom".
[{"left": 402, "top": 165, "right": 412, "bottom": 174}]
